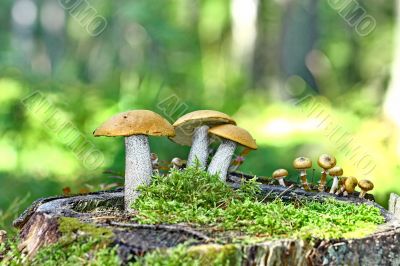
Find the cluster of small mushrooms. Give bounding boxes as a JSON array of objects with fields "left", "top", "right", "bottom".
[
  {"left": 272, "top": 154, "right": 374, "bottom": 199},
  {"left": 94, "top": 110, "right": 257, "bottom": 211}
]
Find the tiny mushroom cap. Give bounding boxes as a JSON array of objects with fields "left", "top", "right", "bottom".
[
  {"left": 344, "top": 176, "right": 358, "bottom": 193},
  {"left": 273, "top": 169, "right": 289, "bottom": 179},
  {"left": 208, "top": 124, "right": 258, "bottom": 150},
  {"left": 293, "top": 157, "right": 312, "bottom": 170},
  {"left": 317, "top": 154, "right": 336, "bottom": 170},
  {"left": 170, "top": 110, "right": 236, "bottom": 146},
  {"left": 358, "top": 179, "right": 374, "bottom": 191},
  {"left": 328, "top": 166, "right": 343, "bottom": 176},
  {"left": 94, "top": 110, "right": 175, "bottom": 137}
]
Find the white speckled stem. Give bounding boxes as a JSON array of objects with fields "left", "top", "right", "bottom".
[
  {"left": 329, "top": 176, "right": 339, "bottom": 194},
  {"left": 207, "top": 140, "right": 237, "bottom": 181},
  {"left": 278, "top": 178, "right": 286, "bottom": 187},
  {"left": 187, "top": 125, "right": 209, "bottom": 169},
  {"left": 124, "top": 135, "right": 152, "bottom": 212}
]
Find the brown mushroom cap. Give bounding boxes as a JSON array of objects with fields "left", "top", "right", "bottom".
[
  {"left": 358, "top": 179, "right": 374, "bottom": 191},
  {"left": 344, "top": 176, "right": 358, "bottom": 193},
  {"left": 293, "top": 157, "right": 312, "bottom": 169},
  {"left": 328, "top": 166, "right": 343, "bottom": 176},
  {"left": 272, "top": 169, "right": 289, "bottom": 179},
  {"left": 93, "top": 110, "right": 175, "bottom": 137},
  {"left": 317, "top": 154, "right": 336, "bottom": 170},
  {"left": 208, "top": 124, "right": 257, "bottom": 150},
  {"left": 170, "top": 110, "right": 236, "bottom": 146}
]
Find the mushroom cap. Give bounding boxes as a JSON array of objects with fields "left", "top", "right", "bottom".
[
  {"left": 170, "top": 110, "right": 236, "bottom": 146},
  {"left": 358, "top": 179, "right": 374, "bottom": 191},
  {"left": 93, "top": 110, "right": 175, "bottom": 137},
  {"left": 328, "top": 166, "right": 343, "bottom": 176},
  {"left": 208, "top": 124, "right": 257, "bottom": 150},
  {"left": 293, "top": 157, "right": 312, "bottom": 169},
  {"left": 317, "top": 154, "right": 336, "bottom": 170},
  {"left": 272, "top": 169, "right": 289, "bottom": 179},
  {"left": 344, "top": 176, "right": 358, "bottom": 193}
]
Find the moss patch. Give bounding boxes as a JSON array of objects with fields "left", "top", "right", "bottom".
[
  {"left": 132, "top": 243, "right": 240, "bottom": 266},
  {"left": 58, "top": 217, "right": 114, "bottom": 242},
  {"left": 31, "top": 218, "right": 118, "bottom": 265},
  {"left": 132, "top": 167, "right": 385, "bottom": 240}
]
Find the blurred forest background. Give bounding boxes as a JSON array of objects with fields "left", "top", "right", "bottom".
[{"left": 1, "top": 0, "right": 400, "bottom": 231}]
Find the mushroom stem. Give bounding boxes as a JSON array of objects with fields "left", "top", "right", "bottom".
[
  {"left": 359, "top": 190, "right": 367, "bottom": 198},
  {"left": 278, "top": 178, "right": 286, "bottom": 187},
  {"left": 300, "top": 170, "right": 311, "bottom": 191},
  {"left": 329, "top": 176, "right": 339, "bottom": 194},
  {"left": 207, "top": 139, "right": 237, "bottom": 181},
  {"left": 318, "top": 170, "right": 328, "bottom": 192},
  {"left": 187, "top": 125, "right": 209, "bottom": 169},
  {"left": 124, "top": 134, "right": 152, "bottom": 212},
  {"left": 335, "top": 186, "right": 344, "bottom": 195}
]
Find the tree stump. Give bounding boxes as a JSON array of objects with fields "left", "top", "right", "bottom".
[{"left": 13, "top": 184, "right": 400, "bottom": 265}]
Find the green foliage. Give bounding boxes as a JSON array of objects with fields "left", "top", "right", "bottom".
[
  {"left": 131, "top": 243, "right": 239, "bottom": 266},
  {"left": 131, "top": 244, "right": 200, "bottom": 266},
  {"left": 0, "top": 238, "right": 27, "bottom": 265},
  {"left": 32, "top": 237, "right": 120, "bottom": 266},
  {"left": 24, "top": 218, "right": 117, "bottom": 265},
  {"left": 132, "top": 167, "right": 384, "bottom": 239}
]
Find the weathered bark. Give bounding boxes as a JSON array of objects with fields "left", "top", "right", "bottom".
[{"left": 13, "top": 180, "right": 400, "bottom": 265}]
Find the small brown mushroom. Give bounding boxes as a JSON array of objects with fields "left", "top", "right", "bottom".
[
  {"left": 336, "top": 176, "right": 358, "bottom": 196},
  {"left": 293, "top": 157, "right": 312, "bottom": 191},
  {"left": 207, "top": 124, "right": 257, "bottom": 181},
  {"left": 317, "top": 154, "right": 336, "bottom": 192},
  {"left": 170, "top": 110, "right": 236, "bottom": 170},
  {"left": 171, "top": 157, "right": 187, "bottom": 169},
  {"left": 358, "top": 179, "right": 374, "bottom": 199},
  {"left": 272, "top": 169, "right": 288, "bottom": 187},
  {"left": 328, "top": 166, "right": 343, "bottom": 194},
  {"left": 0, "top": 230, "right": 7, "bottom": 244}
]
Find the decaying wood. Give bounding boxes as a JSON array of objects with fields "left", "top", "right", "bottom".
[
  {"left": 389, "top": 193, "right": 400, "bottom": 220},
  {"left": 13, "top": 181, "right": 400, "bottom": 265}
]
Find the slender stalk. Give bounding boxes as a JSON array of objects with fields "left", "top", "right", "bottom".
[
  {"left": 300, "top": 170, "right": 311, "bottom": 191},
  {"left": 329, "top": 176, "right": 339, "bottom": 194},
  {"left": 124, "top": 135, "right": 152, "bottom": 212},
  {"left": 187, "top": 125, "right": 209, "bottom": 169},
  {"left": 318, "top": 170, "right": 327, "bottom": 192},
  {"left": 208, "top": 140, "right": 237, "bottom": 181}
]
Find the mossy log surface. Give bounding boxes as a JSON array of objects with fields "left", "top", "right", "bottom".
[{"left": 14, "top": 180, "right": 400, "bottom": 265}]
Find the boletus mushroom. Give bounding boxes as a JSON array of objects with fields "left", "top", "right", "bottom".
[
  {"left": 358, "top": 179, "right": 374, "bottom": 199},
  {"left": 328, "top": 166, "right": 343, "bottom": 194},
  {"left": 207, "top": 124, "right": 257, "bottom": 181},
  {"left": 170, "top": 110, "right": 236, "bottom": 170},
  {"left": 272, "top": 169, "right": 288, "bottom": 187},
  {"left": 317, "top": 154, "right": 336, "bottom": 192},
  {"left": 293, "top": 157, "right": 312, "bottom": 191},
  {"left": 94, "top": 110, "right": 175, "bottom": 211}
]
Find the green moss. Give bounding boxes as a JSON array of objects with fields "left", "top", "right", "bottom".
[
  {"left": 132, "top": 167, "right": 385, "bottom": 240},
  {"left": 131, "top": 244, "right": 240, "bottom": 266},
  {"left": 32, "top": 237, "right": 120, "bottom": 266},
  {"left": 28, "top": 218, "right": 118, "bottom": 265},
  {"left": 58, "top": 217, "right": 114, "bottom": 243}
]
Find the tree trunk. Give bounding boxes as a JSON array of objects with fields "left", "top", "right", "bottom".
[{"left": 13, "top": 182, "right": 400, "bottom": 265}]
